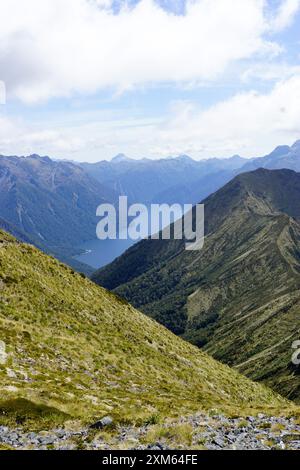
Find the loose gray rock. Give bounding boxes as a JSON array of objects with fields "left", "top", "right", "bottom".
[
  {"left": 213, "top": 437, "right": 225, "bottom": 448},
  {"left": 0, "top": 340, "right": 7, "bottom": 365},
  {"left": 1, "top": 412, "right": 300, "bottom": 451}
]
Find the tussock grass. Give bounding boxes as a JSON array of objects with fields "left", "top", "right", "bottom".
[
  {"left": 0, "top": 398, "right": 69, "bottom": 429},
  {"left": 143, "top": 423, "right": 194, "bottom": 447},
  {"left": 0, "top": 230, "right": 296, "bottom": 429}
]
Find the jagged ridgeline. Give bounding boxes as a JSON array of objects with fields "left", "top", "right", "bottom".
[
  {"left": 93, "top": 169, "right": 300, "bottom": 402},
  {"left": 0, "top": 229, "right": 292, "bottom": 427}
]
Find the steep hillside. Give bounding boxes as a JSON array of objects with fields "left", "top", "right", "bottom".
[
  {"left": 0, "top": 229, "right": 289, "bottom": 430},
  {"left": 0, "top": 154, "right": 116, "bottom": 272},
  {"left": 93, "top": 169, "right": 300, "bottom": 401}
]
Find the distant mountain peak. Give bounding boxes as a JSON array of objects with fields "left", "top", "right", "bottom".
[
  {"left": 229, "top": 154, "right": 243, "bottom": 161},
  {"left": 176, "top": 154, "right": 194, "bottom": 162},
  {"left": 163, "top": 154, "right": 194, "bottom": 163},
  {"left": 111, "top": 153, "right": 132, "bottom": 163},
  {"left": 27, "top": 154, "right": 52, "bottom": 163},
  {"left": 268, "top": 145, "right": 291, "bottom": 159},
  {"left": 28, "top": 154, "right": 43, "bottom": 159},
  {"left": 28, "top": 153, "right": 41, "bottom": 158},
  {"left": 291, "top": 140, "right": 300, "bottom": 152}
]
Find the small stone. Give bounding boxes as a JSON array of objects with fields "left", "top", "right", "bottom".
[
  {"left": 279, "top": 441, "right": 286, "bottom": 450},
  {"left": 56, "top": 430, "right": 68, "bottom": 439},
  {"left": 6, "top": 368, "right": 17, "bottom": 379},
  {"left": 9, "top": 432, "right": 19, "bottom": 442},
  {"left": 147, "top": 444, "right": 163, "bottom": 450}
]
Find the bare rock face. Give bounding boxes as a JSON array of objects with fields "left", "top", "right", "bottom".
[{"left": 0, "top": 340, "right": 7, "bottom": 365}]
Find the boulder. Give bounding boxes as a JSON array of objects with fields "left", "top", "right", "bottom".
[{"left": 90, "top": 416, "right": 113, "bottom": 430}]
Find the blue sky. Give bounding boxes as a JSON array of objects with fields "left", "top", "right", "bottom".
[{"left": 0, "top": 0, "right": 300, "bottom": 161}]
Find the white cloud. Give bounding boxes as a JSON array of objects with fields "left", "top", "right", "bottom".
[
  {"left": 0, "top": 0, "right": 274, "bottom": 103},
  {"left": 0, "top": 110, "right": 162, "bottom": 158},
  {"left": 242, "top": 63, "right": 300, "bottom": 82},
  {"left": 0, "top": 81, "right": 6, "bottom": 104},
  {"left": 0, "top": 116, "right": 87, "bottom": 156},
  {"left": 271, "top": 0, "right": 300, "bottom": 31},
  {"left": 155, "top": 74, "right": 300, "bottom": 157},
  {"left": 2, "top": 74, "right": 300, "bottom": 160},
  {"left": 0, "top": 0, "right": 299, "bottom": 160}
]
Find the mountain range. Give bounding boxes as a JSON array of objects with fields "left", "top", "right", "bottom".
[
  {"left": 80, "top": 140, "right": 300, "bottom": 207},
  {"left": 93, "top": 168, "right": 300, "bottom": 402},
  {"left": 80, "top": 153, "right": 248, "bottom": 207},
  {"left": 0, "top": 140, "right": 300, "bottom": 273},
  {"left": 1, "top": 144, "right": 300, "bottom": 441}
]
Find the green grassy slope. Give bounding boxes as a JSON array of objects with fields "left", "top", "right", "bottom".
[
  {"left": 93, "top": 169, "right": 300, "bottom": 401},
  {"left": 0, "top": 229, "right": 291, "bottom": 428},
  {"left": 0, "top": 216, "right": 94, "bottom": 277}
]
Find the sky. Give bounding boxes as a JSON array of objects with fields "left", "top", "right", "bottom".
[{"left": 0, "top": 0, "right": 300, "bottom": 162}]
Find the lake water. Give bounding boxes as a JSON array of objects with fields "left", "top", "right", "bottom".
[
  {"left": 74, "top": 237, "right": 138, "bottom": 269},
  {"left": 74, "top": 206, "right": 184, "bottom": 269}
]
